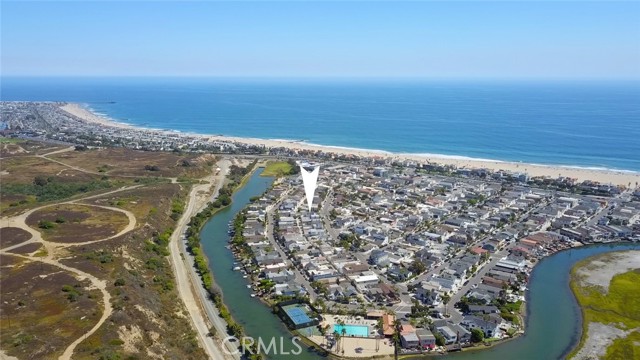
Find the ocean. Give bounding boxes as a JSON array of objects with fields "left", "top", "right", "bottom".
[{"left": 2, "top": 77, "right": 639, "bottom": 171}]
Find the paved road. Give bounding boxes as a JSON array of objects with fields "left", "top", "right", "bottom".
[
  {"left": 168, "top": 159, "right": 239, "bottom": 360},
  {"left": 264, "top": 187, "right": 318, "bottom": 302}
]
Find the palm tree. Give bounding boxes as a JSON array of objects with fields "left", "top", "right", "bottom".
[
  {"left": 319, "top": 325, "right": 327, "bottom": 347},
  {"left": 441, "top": 292, "right": 451, "bottom": 317},
  {"left": 341, "top": 327, "right": 347, "bottom": 354},
  {"left": 333, "top": 330, "right": 341, "bottom": 353},
  {"left": 374, "top": 319, "right": 383, "bottom": 352},
  {"left": 392, "top": 319, "right": 402, "bottom": 360}
]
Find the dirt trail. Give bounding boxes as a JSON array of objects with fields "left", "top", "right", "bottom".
[
  {"left": 2, "top": 252, "right": 113, "bottom": 360},
  {"left": 0, "top": 186, "right": 140, "bottom": 257},
  {"left": 167, "top": 159, "right": 239, "bottom": 360},
  {"left": 0, "top": 186, "right": 139, "bottom": 360},
  {"left": 38, "top": 147, "right": 179, "bottom": 183}
]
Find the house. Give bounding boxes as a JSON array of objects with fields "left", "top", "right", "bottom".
[
  {"left": 496, "top": 255, "right": 526, "bottom": 272},
  {"left": 278, "top": 216, "right": 295, "bottom": 227},
  {"left": 369, "top": 249, "right": 390, "bottom": 267},
  {"left": 401, "top": 332, "right": 420, "bottom": 349},
  {"left": 266, "top": 270, "right": 295, "bottom": 284},
  {"left": 274, "top": 283, "right": 306, "bottom": 297},
  {"left": 461, "top": 315, "right": 501, "bottom": 338},
  {"left": 382, "top": 313, "right": 396, "bottom": 337},
  {"left": 416, "top": 282, "right": 441, "bottom": 306},
  {"left": 416, "top": 328, "right": 436, "bottom": 349},
  {"left": 365, "top": 310, "right": 385, "bottom": 320},
  {"left": 368, "top": 283, "right": 399, "bottom": 303},
  {"left": 468, "top": 305, "right": 500, "bottom": 315},
  {"left": 387, "top": 266, "right": 412, "bottom": 282},
  {"left": 436, "top": 325, "right": 458, "bottom": 345},
  {"left": 449, "top": 261, "right": 472, "bottom": 279},
  {"left": 350, "top": 272, "right": 379, "bottom": 288},
  {"left": 373, "top": 167, "right": 389, "bottom": 177},
  {"left": 342, "top": 263, "right": 370, "bottom": 276},
  {"left": 467, "top": 287, "right": 497, "bottom": 304},
  {"left": 430, "top": 271, "right": 462, "bottom": 293}
]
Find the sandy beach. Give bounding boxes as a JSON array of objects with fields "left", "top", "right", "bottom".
[{"left": 61, "top": 103, "right": 640, "bottom": 187}]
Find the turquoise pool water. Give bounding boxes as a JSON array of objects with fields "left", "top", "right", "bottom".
[{"left": 333, "top": 324, "right": 369, "bottom": 337}]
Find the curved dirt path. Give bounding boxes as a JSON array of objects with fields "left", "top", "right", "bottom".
[
  {"left": 1, "top": 251, "right": 113, "bottom": 360},
  {"left": 0, "top": 186, "right": 140, "bottom": 257},
  {"left": 0, "top": 186, "right": 140, "bottom": 359}
]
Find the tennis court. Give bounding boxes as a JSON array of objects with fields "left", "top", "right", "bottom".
[{"left": 282, "top": 304, "right": 313, "bottom": 326}]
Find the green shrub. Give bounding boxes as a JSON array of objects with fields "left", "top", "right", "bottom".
[
  {"left": 109, "top": 339, "right": 125, "bottom": 346},
  {"left": 38, "top": 220, "right": 56, "bottom": 229}
]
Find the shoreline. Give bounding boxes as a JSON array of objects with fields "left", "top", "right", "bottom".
[{"left": 60, "top": 102, "right": 640, "bottom": 187}]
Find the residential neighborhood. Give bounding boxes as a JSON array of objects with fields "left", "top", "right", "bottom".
[{"left": 226, "top": 159, "right": 640, "bottom": 355}]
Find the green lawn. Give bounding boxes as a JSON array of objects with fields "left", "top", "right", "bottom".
[
  {"left": 568, "top": 258, "right": 640, "bottom": 359},
  {"left": 0, "top": 137, "right": 24, "bottom": 143},
  {"left": 261, "top": 161, "right": 293, "bottom": 177}
]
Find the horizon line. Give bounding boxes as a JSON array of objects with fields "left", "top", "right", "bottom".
[{"left": 3, "top": 75, "right": 640, "bottom": 82}]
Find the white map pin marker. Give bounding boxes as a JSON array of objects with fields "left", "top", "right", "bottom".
[{"left": 300, "top": 164, "right": 319, "bottom": 212}]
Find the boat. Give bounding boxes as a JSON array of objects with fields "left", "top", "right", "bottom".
[
  {"left": 246, "top": 284, "right": 251, "bottom": 288},
  {"left": 232, "top": 266, "right": 241, "bottom": 271},
  {"left": 250, "top": 294, "right": 256, "bottom": 298}
]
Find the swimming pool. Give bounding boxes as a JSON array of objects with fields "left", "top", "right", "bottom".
[{"left": 332, "top": 324, "right": 369, "bottom": 337}]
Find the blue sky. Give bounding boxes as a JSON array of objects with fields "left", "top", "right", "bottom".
[{"left": 2, "top": 1, "right": 639, "bottom": 79}]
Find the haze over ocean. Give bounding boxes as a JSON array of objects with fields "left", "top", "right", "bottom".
[{"left": 2, "top": 77, "right": 639, "bottom": 172}]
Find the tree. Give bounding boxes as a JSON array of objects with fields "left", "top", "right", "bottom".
[
  {"left": 409, "top": 259, "right": 426, "bottom": 274},
  {"left": 33, "top": 176, "right": 49, "bottom": 186},
  {"left": 374, "top": 318, "right": 383, "bottom": 352},
  {"left": 441, "top": 293, "right": 451, "bottom": 317},
  {"left": 434, "top": 332, "right": 446, "bottom": 346},
  {"left": 287, "top": 159, "right": 300, "bottom": 174},
  {"left": 393, "top": 319, "right": 402, "bottom": 360},
  {"left": 208, "top": 326, "right": 217, "bottom": 338},
  {"left": 456, "top": 297, "right": 470, "bottom": 314},
  {"left": 319, "top": 324, "right": 327, "bottom": 346},
  {"left": 470, "top": 328, "right": 484, "bottom": 343}
]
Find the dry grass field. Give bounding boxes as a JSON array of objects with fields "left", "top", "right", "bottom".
[
  {"left": 49, "top": 147, "right": 213, "bottom": 179},
  {"left": 0, "top": 227, "right": 32, "bottom": 249},
  {"left": 0, "top": 141, "right": 213, "bottom": 359},
  {"left": 0, "top": 262, "right": 101, "bottom": 359},
  {"left": 25, "top": 204, "right": 129, "bottom": 244}
]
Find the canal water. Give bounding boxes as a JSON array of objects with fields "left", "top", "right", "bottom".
[
  {"left": 200, "top": 169, "right": 325, "bottom": 359},
  {"left": 439, "top": 242, "right": 640, "bottom": 360},
  {"left": 201, "top": 170, "right": 640, "bottom": 359}
]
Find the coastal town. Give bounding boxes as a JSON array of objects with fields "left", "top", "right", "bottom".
[
  {"left": 227, "top": 160, "right": 640, "bottom": 357},
  {"left": 2, "top": 101, "right": 640, "bottom": 359}
]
